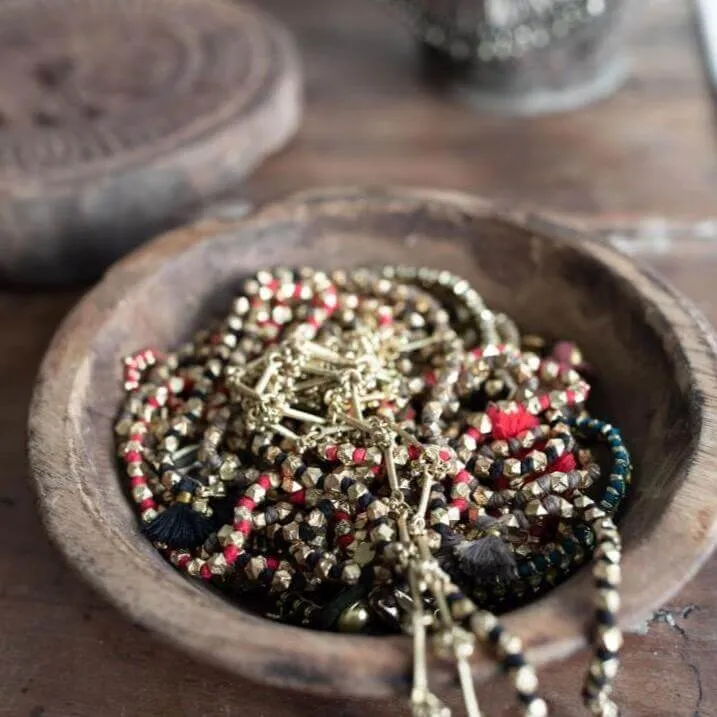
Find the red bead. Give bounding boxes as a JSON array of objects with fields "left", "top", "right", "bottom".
[
  {"left": 548, "top": 453, "right": 577, "bottom": 474},
  {"left": 223, "top": 545, "right": 240, "bottom": 565},
  {"left": 289, "top": 490, "right": 306, "bottom": 506},
  {"left": 257, "top": 474, "right": 272, "bottom": 490},
  {"left": 325, "top": 445, "right": 338, "bottom": 462},
  {"left": 266, "top": 556, "right": 280, "bottom": 571},
  {"left": 408, "top": 445, "right": 422, "bottom": 460},
  {"left": 337, "top": 534, "right": 354, "bottom": 551},
  {"left": 130, "top": 476, "right": 147, "bottom": 488},
  {"left": 199, "top": 564, "right": 212, "bottom": 580},
  {"left": 176, "top": 554, "right": 191, "bottom": 569},
  {"left": 439, "top": 449, "right": 452, "bottom": 462},
  {"left": 451, "top": 498, "right": 469, "bottom": 514},
  {"left": 454, "top": 470, "right": 471, "bottom": 484},
  {"left": 352, "top": 447, "right": 367, "bottom": 463},
  {"left": 465, "top": 426, "right": 481, "bottom": 441},
  {"left": 334, "top": 511, "right": 351, "bottom": 523},
  {"left": 124, "top": 450, "right": 142, "bottom": 464},
  {"left": 235, "top": 520, "right": 252, "bottom": 535},
  {"left": 139, "top": 498, "right": 155, "bottom": 511},
  {"left": 238, "top": 497, "right": 256, "bottom": 511}
]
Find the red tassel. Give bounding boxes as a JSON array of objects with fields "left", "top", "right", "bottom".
[{"left": 486, "top": 405, "right": 539, "bottom": 440}]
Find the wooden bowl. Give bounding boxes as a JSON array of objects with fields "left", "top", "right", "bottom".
[
  {"left": 28, "top": 188, "right": 717, "bottom": 703},
  {"left": 0, "top": 0, "right": 301, "bottom": 287}
]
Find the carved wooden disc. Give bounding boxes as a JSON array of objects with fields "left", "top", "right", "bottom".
[{"left": 0, "top": 0, "right": 301, "bottom": 285}]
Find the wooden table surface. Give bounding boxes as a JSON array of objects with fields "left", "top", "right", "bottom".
[{"left": 2, "top": 0, "right": 716, "bottom": 715}]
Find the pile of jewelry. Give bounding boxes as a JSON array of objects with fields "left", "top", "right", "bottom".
[{"left": 115, "top": 266, "right": 630, "bottom": 717}]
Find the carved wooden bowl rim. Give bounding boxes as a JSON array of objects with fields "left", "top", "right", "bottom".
[{"left": 28, "top": 187, "right": 717, "bottom": 698}]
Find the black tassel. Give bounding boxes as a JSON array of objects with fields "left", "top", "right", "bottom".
[
  {"left": 142, "top": 503, "right": 213, "bottom": 549},
  {"left": 453, "top": 535, "right": 517, "bottom": 583}
]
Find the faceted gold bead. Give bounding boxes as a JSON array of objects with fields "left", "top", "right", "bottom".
[
  {"left": 234, "top": 505, "right": 252, "bottom": 521},
  {"left": 347, "top": 482, "right": 368, "bottom": 501},
  {"left": 244, "top": 484, "right": 266, "bottom": 503},
  {"left": 281, "top": 477, "right": 303, "bottom": 494},
  {"left": 337, "top": 443, "right": 355, "bottom": 464},
  {"left": 528, "top": 451, "right": 547, "bottom": 473},
  {"left": 493, "top": 440, "right": 510, "bottom": 458},
  {"left": 598, "top": 626, "right": 624, "bottom": 653},
  {"left": 282, "top": 521, "right": 301, "bottom": 542},
  {"left": 425, "top": 530, "right": 442, "bottom": 551},
  {"left": 514, "top": 665, "right": 539, "bottom": 693},
  {"left": 302, "top": 467, "right": 323, "bottom": 488},
  {"left": 316, "top": 555, "right": 337, "bottom": 580},
  {"left": 305, "top": 488, "right": 324, "bottom": 506},
  {"left": 367, "top": 500, "right": 389, "bottom": 521},
  {"left": 498, "top": 632, "right": 523, "bottom": 656},
  {"left": 323, "top": 472, "right": 344, "bottom": 494},
  {"left": 292, "top": 545, "right": 313, "bottom": 566},
  {"left": 474, "top": 455, "right": 492, "bottom": 477},
  {"left": 370, "top": 523, "right": 395, "bottom": 543},
  {"left": 127, "top": 462, "right": 145, "bottom": 478},
  {"left": 365, "top": 446, "right": 383, "bottom": 465},
  {"left": 602, "top": 657, "right": 620, "bottom": 680},
  {"left": 141, "top": 508, "right": 158, "bottom": 523},
  {"left": 594, "top": 544, "right": 621, "bottom": 565},
  {"left": 207, "top": 553, "right": 228, "bottom": 575},
  {"left": 470, "top": 611, "right": 498, "bottom": 639},
  {"left": 186, "top": 559, "right": 203, "bottom": 577},
  {"left": 131, "top": 485, "right": 152, "bottom": 502},
  {"left": 595, "top": 589, "right": 621, "bottom": 613},
  {"left": 594, "top": 562, "right": 621, "bottom": 586},
  {"left": 584, "top": 507, "right": 607, "bottom": 523},
  {"left": 446, "top": 505, "right": 461, "bottom": 523},
  {"left": 451, "top": 481, "right": 471, "bottom": 499},
  {"left": 246, "top": 556, "right": 268, "bottom": 581},
  {"left": 525, "top": 500, "right": 548, "bottom": 518},
  {"left": 550, "top": 472, "right": 570, "bottom": 493},
  {"left": 503, "top": 458, "right": 522, "bottom": 478}
]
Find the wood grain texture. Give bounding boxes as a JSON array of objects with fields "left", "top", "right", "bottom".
[
  {"left": 0, "top": 0, "right": 301, "bottom": 286},
  {"left": 27, "top": 188, "right": 717, "bottom": 709},
  {"left": 245, "top": 0, "right": 717, "bottom": 221}
]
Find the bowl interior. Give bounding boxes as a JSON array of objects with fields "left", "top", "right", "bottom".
[{"left": 60, "top": 193, "right": 702, "bottom": 694}]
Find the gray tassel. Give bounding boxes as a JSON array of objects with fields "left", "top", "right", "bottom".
[{"left": 454, "top": 535, "right": 517, "bottom": 582}]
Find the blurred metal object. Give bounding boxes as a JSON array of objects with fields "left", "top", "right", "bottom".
[
  {"left": 383, "top": 0, "right": 612, "bottom": 61},
  {"left": 382, "top": 0, "right": 629, "bottom": 115},
  {"left": 695, "top": 0, "right": 717, "bottom": 95}
]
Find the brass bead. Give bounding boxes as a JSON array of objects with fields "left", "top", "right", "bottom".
[{"left": 337, "top": 601, "right": 371, "bottom": 632}]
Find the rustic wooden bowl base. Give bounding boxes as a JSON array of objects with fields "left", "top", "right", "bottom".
[{"left": 29, "top": 188, "right": 717, "bottom": 707}]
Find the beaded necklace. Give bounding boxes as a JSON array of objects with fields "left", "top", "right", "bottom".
[{"left": 116, "top": 266, "right": 630, "bottom": 717}]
